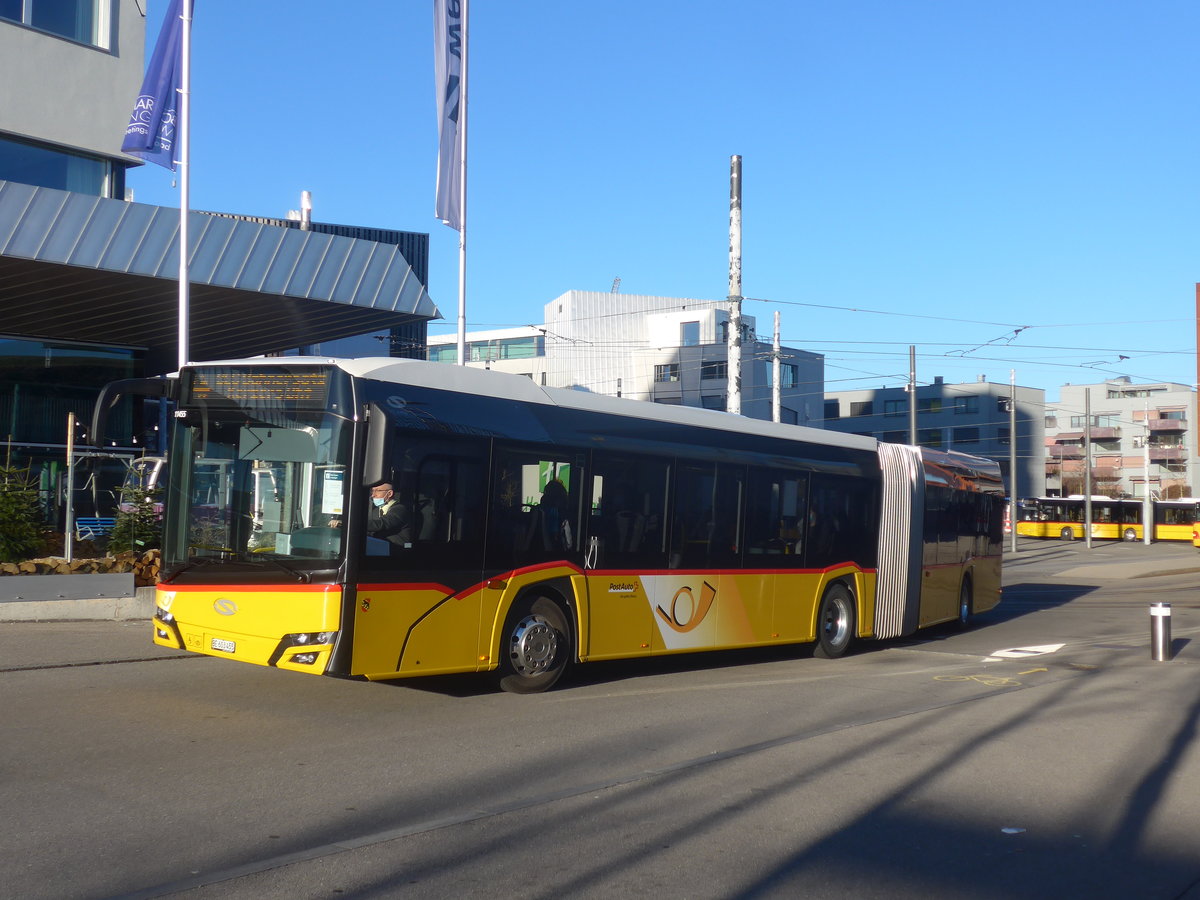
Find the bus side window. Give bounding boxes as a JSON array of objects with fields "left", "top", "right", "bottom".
[
  {"left": 744, "top": 468, "right": 808, "bottom": 566},
  {"left": 487, "top": 448, "right": 580, "bottom": 569},
  {"left": 588, "top": 452, "right": 669, "bottom": 569}
]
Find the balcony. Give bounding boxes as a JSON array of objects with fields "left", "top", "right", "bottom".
[
  {"left": 1086, "top": 426, "right": 1121, "bottom": 440},
  {"left": 1148, "top": 418, "right": 1187, "bottom": 433},
  {"left": 1149, "top": 447, "right": 1188, "bottom": 462},
  {"left": 1048, "top": 446, "right": 1084, "bottom": 460}
]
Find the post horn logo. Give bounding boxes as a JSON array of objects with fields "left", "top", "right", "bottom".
[
  {"left": 656, "top": 581, "right": 717, "bottom": 633},
  {"left": 213, "top": 598, "right": 238, "bottom": 616}
]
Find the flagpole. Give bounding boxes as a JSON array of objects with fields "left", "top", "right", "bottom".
[
  {"left": 177, "top": 0, "right": 191, "bottom": 370},
  {"left": 455, "top": 0, "right": 469, "bottom": 367}
]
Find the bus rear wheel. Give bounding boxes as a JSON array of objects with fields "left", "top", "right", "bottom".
[
  {"left": 1060, "top": 527, "right": 1075, "bottom": 541},
  {"left": 814, "top": 584, "right": 855, "bottom": 659},
  {"left": 1123, "top": 528, "right": 1137, "bottom": 542},
  {"left": 496, "top": 595, "right": 571, "bottom": 694}
]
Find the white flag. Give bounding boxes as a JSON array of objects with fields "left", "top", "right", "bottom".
[{"left": 434, "top": 0, "right": 465, "bottom": 231}]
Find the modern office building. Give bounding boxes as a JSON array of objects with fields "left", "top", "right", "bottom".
[
  {"left": 426, "top": 290, "right": 826, "bottom": 425},
  {"left": 0, "top": 1, "right": 438, "bottom": 523},
  {"left": 823, "top": 377, "right": 1046, "bottom": 498},
  {"left": 1044, "top": 378, "right": 1198, "bottom": 499}
]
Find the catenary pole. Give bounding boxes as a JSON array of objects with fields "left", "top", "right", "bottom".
[
  {"left": 1084, "top": 388, "right": 1093, "bottom": 549},
  {"left": 1143, "top": 400, "right": 1152, "bottom": 545},
  {"left": 772, "top": 311, "right": 781, "bottom": 423},
  {"left": 1009, "top": 370, "right": 1017, "bottom": 553},
  {"left": 726, "top": 155, "right": 742, "bottom": 415},
  {"left": 908, "top": 346, "right": 917, "bottom": 444}
]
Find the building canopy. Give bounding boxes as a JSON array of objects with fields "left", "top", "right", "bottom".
[{"left": 0, "top": 181, "right": 440, "bottom": 373}]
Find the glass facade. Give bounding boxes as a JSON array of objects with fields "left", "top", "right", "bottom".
[
  {"left": 1, "top": 0, "right": 103, "bottom": 47},
  {"left": 428, "top": 336, "right": 545, "bottom": 364},
  {"left": 0, "top": 337, "right": 141, "bottom": 445},
  {"left": 0, "top": 134, "right": 115, "bottom": 197}
]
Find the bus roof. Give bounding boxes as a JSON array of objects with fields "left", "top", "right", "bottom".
[{"left": 195, "top": 356, "right": 883, "bottom": 455}]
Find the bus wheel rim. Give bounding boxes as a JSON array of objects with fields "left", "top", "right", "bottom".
[{"left": 508, "top": 615, "right": 559, "bottom": 675}]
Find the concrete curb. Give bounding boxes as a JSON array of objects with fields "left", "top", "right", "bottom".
[{"left": 0, "top": 586, "right": 155, "bottom": 622}]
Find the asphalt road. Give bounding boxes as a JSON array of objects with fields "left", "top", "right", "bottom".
[{"left": 3, "top": 539, "right": 1200, "bottom": 900}]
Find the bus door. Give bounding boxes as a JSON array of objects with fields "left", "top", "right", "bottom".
[
  {"left": 582, "top": 454, "right": 669, "bottom": 659},
  {"left": 654, "top": 463, "right": 748, "bottom": 654}
]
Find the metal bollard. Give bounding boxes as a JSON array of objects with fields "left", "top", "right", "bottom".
[{"left": 1151, "top": 602, "right": 1172, "bottom": 661}]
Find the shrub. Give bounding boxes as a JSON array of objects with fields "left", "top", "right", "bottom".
[{"left": 0, "top": 463, "right": 43, "bottom": 564}]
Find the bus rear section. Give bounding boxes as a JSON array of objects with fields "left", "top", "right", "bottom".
[{"left": 875, "top": 444, "right": 1004, "bottom": 638}]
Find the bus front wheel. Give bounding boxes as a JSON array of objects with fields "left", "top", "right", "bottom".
[
  {"left": 1060, "top": 527, "right": 1075, "bottom": 541},
  {"left": 496, "top": 595, "right": 571, "bottom": 694},
  {"left": 957, "top": 578, "right": 973, "bottom": 630},
  {"left": 814, "top": 584, "right": 856, "bottom": 659},
  {"left": 1123, "top": 528, "right": 1137, "bottom": 542}
]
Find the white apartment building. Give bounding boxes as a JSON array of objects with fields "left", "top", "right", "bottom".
[
  {"left": 1045, "top": 378, "right": 1198, "bottom": 499},
  {"left": 427, "top": 290, "right": 825, "bottom": 425}
]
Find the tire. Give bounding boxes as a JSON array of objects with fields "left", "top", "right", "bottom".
[
  {"left": 957, "top": 578, "right": 973, "bottom": 630},
  {"left": 1060, "top": 527, "right": 1075, "bottom": 541},
  {"left": 814, "top": 583, "right": 856, "bottom": 659},
  {"left": 496, "top": 595, "right": 571, "bottom": 694},
  {"left": 1123, "top": 528, "right": 1137, "bottom": 542}
]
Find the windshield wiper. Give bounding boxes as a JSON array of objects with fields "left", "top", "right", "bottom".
[
  {"left": 257, "top": 556, "right": 309, "bottom": 583},
  {"left": 161, "top": 555, "right": 225, "bottom": 581}
]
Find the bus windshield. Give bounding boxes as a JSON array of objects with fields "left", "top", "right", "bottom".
[{"left": 162, "top": 410, "right": 352, "bottom": 575}]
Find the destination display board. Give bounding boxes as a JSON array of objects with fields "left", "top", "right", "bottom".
[{"left": 185, "top": 366, "right": 332, "bottom": 411}]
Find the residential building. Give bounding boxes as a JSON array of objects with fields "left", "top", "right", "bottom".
[
  {"left": 1044, "top": 378, "right": 1198, "bottom": 499},
  {"left": 426, "top": 290, "right": 825, "bottom": 425},
  {"left": 823, "top": 377, "right": 1046, "bottom": 497}
]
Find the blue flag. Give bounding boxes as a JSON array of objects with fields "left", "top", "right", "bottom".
[{"left": 122, "top": 0, "right": 186, "bottom": 169}]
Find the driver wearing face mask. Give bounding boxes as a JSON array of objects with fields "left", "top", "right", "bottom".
[{"left": 366, "top": 482, "right": 413, "bottom": 547}]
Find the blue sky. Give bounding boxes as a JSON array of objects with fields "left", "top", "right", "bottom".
[{"left": 127, "top": 1, "right": 1199, "bottom": 400}]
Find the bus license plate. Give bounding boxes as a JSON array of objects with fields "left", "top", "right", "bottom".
[{"left": 211, "top": 638, "right": 236, "bottom": 653}]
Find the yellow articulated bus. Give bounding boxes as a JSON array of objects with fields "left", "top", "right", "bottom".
[
  {"left": 1017, "top": 497, "right": 1199, "bottom": 543},
  {"left": 94, "top": 358, "right": 1004, "bottom": 693}
]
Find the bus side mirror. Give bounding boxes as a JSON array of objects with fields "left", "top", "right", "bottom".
[
  {"left": 362, "top": 403, "right": 392, "bottom": 487},
  {"left": 90, "top": 377, "right": 178, "bottom": 448}
]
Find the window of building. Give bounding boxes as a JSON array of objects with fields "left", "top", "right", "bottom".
[
  {"left": 849, "top": 401, "right": 873, "bottom": 417},
  {"left": 918, "top": 398, "right": 943, "bottom": 415},
  {"left": 1159, "top": 409, "right": 1187, "bottom": 420},
  {"left": 1045, "top": 414, "right": 1057, "bottom": 428},
  {"left": 997, "top": 426, "right": 1010, "bottom": 445},
  {"left": 952, "top": 426, "right": 980, "bottom": 445},
  {"left": 766, "top": 364, "right": 798, "bottom": 389},
  {"left": 1069, "top": 414, "right": 1120, "bottom": 428},
  {"left": 700, "top": 394, "right": 725, "bottom": 410},
  {"left": 1, "top": 0, "right": 107, "bottom": 47},
  {"left": 882, "top": 430, "right": 907, "bottom": 443},
  {"left": 954, "top": 396, "right": 979, "bottom": 415},
  {"left": 466, "top": 336, "right": 545, "bottom": 362},
  {"left": 824, "top": 400, "right": 840, "bottom": 420},
  {"left": 918, "top": 428, "right": 943, "bottom": 448},
  {"left": 654, "top": 397, "right": 682, "bottom": 405},
  {"left": 427, "top": 344, "right": 456, "bottom": 363},
  {"left": 700, "top": 360, "right": 727, "bottom": 380},
  {"left": 883, "top": 399, "right": 906, "bottom": 417},
  {"left": 680, "top": 321, "right": 700, "bottom": 347},
  {"left": 780, "top": 407, "right": 798, "bottom": 425},
  {"left": 654, "top": 363, "right": 680, "bottom": 383},
  {"left": 0, "top": 133, "right": 113, "bottom": 197}
]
